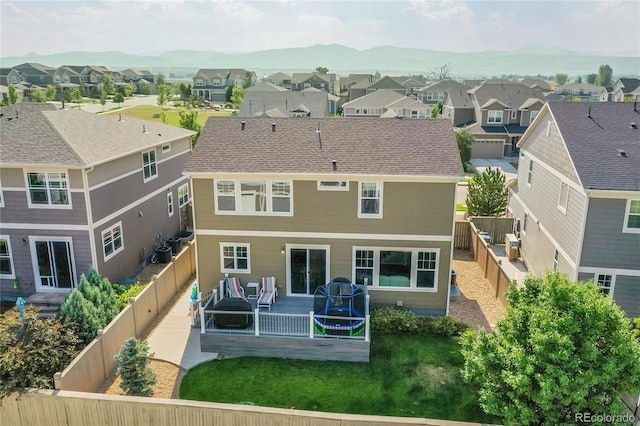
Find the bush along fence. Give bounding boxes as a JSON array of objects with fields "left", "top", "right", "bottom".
[{"left": 53, "top": 242, "right": 196, "bottom": 393}]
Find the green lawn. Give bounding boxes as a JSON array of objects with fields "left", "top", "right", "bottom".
[
  {"left": 102, "top": 105, "right": 231, "bottom": 127},
  {"left": 179, "top": 334, "right": 494, "bottom": 422}
]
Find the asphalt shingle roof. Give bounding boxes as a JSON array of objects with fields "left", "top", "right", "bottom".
[
  {"left": 548, "top": 101, "right": 640, "bottom": 191},
  {"left": 342, "top": 90, "right": 407, "bottom": 109},
  {"left": 469, "top": 82, "right": 548, "bottom": 109},
  {"left": 240, "top": 90, "right": 329, "bottom": 117},
  {"left": 185, "top": 117, "right": 464, "bottom": 178}
]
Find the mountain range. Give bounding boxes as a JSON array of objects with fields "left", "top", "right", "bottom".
[{"left": 2, "top": 44, "right": 638, "bottom": 78}]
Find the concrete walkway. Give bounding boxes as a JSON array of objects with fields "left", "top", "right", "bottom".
[
  {"left": 146, "top": 284, "right": 219, "bottom": 370},
  {"left": 470, "top": 158, "right": 518, "bottom": 181}
]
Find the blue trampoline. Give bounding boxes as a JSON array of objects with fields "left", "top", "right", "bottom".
[{"left": 313, "top": 277, "right": 366, "bottom": 336}]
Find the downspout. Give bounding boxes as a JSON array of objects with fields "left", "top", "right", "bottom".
[
  {"left": 446, "top": 179, "right": 460, "bottom": 317},
  {"left": 83, "top": 166, "right": 98, "bottom": 274},
  {"left": 573, "top": 191, "right": 590, "bottom": 281}
]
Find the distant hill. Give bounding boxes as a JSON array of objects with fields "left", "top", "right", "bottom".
[{"left": 1, "top": 44, "right": 638, "bottom": 78}]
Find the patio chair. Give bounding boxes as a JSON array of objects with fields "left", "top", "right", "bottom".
[
  {"left": 258, "top": 276, "right": 277, "bottom": 310},
  {"left": 225, "top": 275, "right": 248, "bottom": 302}
]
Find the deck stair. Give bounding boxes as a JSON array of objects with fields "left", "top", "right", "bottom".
[{"left": 24, "top": 293, "right": 67, "bottom": 320}]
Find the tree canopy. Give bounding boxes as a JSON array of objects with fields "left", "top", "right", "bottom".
[
  {"left": 8, "top": 84, "right": 18, "bottom": 104},
  {"left": 101, "top": 74, "right": 115, "bottom": 95},
  {"left": 230, "top": 86, "right": 245, "bottom": 108},
  {"left": 596, "top": 64, "right": 613, "bottom": 87},
  {"left": 455, "top": 127, "right": 473, "bottom": 169},
  {"left": 461, "top": 272, "right": 640, "bottom": 425},
  {"left": 178, "top": 107, "right": 202, "bottom": 147},
  {"left": 314, "top": 66, "right": 329, "bottom": 74},
  {"left": 465, "top": 166, "right": 508, "bottom": 216},
  {"left": 554, "top": 73, "right": 568, "bottom": 85},
  {"left": 429, "top": 63, "right": 451, "bottom": 80}
]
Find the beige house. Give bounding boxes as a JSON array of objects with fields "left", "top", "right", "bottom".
[{"left": 184, "top": 117, "right": 464, "bottom": 314}]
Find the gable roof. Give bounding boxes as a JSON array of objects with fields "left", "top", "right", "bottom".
[
  {"left": 13, "top": 62, "right": 56, "bottom": 76},
  {"left": 265, "top": 72, "right": 291, "bottom": 80},
  {"left": 443, "top": 89, "right": 473, "bottom": 109},
  {"left": 246, "top": 82, "right": 289, "bottom": 92},
  {"left": 542, "top": 101, "right": 640, "bottom": 191},
  {"left": 520, "top": 79, "right": 552, "bottom": 91},
  {"left": 185, "top": 118, "right": 464, "bottom": 178},
  {"left": 618, "top": 78, "right": 640, "bottom": 94},
  {"left": 469, "top": 82, "right": 549, "bottom": 109},
  {"left": 342, "top": 89, "right": 407, "bottom": 108},
  {"left": 0, "top": 104, "right": 194, "bottom": 167},
  {"left": 419, "top": 80, "right": 470, "bottom": 93},
  {"left": 240, "top": 89, "right": 329, "bottom": 117}
]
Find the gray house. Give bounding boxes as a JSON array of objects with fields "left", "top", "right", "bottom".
[
  {"left": 240, "top": 85, "right": 332, "bottom": 117},
  {"left": 508, "top": 101, "right": 640, "bottom": 318},
  {"left": 0, "top": 103, "right": 195, "bottom": 301}
]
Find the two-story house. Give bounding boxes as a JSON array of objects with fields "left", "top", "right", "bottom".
[
  {"left": 342, "top": 90, "right": 430, "bottom": 118},
  {"left": 184, "top": 117, "right": 464, "bottom": 314},
  {"left": 0, "top": 103, "right": 195, "bottom": 302},
  {"left": 508, "top": 101, "right": 640, "bottom": 318},
  {"left": 290, "top": 73, "right": 336, "bottom": 94},
  {"left": 338, "top": 74, "right": 376, "bottom": 96},
  {"left": 554, "top": 83, "right": 608, "bottom": 102},
  {"left": 417, "top": 80, "right": 471, "bottom": 109},
  {"left": 240, "top": 84, "right": 333, "bottom": 117},
  {"left": 192, "top": 68, "right": 257, "bottom": 102},
  {"left": 610, "top": 78, "right": 640, "bottom": 102},
  {"left": 14, "top": 63, "right": 56, "bottom": 86},
  {"left": 263, "top": 73, "right": 292, "bottom": 90}
]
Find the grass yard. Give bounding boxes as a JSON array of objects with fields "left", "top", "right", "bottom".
[
  {"left": 102, "top": 105, "right": 231, "bottom": 127},
  {"left": 180, "top": 334, "right": 494, "bottom": 422}
]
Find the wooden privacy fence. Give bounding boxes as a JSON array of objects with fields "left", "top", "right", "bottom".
[
  {"left": 469, "top": 216, "right": 515, "bottom": 247},
  {"left": 1, "top": 390, "right": 488, "bottom": 426},
  {"left": 53, "top": 242, "right": 196, "bottom": 393},
  {"left": 454, "top": 221, "right": 471, "bottom": 249},
  {"left": 469, "top": 222, "right": 513, "bottom": 308}
]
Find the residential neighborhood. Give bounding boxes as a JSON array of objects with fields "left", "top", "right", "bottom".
[{"left": 1, "top": 2, "right": 639, "bottom": 421}]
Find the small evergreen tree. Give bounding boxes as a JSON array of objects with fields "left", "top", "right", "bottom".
[
  {"left": 114, "top": 338, "right": 157, "bottom": 397},
  {"left": 465, "top": 166, "right": 508, "bottom": 216},
  {"left": 455, "top": 127, "right": 473, "bottom": 168},
  {"left": 8, "top": 84, "right": 18, "bottom": 104}
]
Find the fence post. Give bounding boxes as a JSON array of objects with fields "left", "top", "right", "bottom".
[
  {"left": 254, "top": 309, "right": 260, "bottom": 336},
  {"left": 365, "top": 315, "right": 371, "bottom": 342},
  {"left": 309, "top": 311, "right": 314, "bottom": 339},
  {"left": 200, "top": 302, "right": 205, "bottom": 334}
]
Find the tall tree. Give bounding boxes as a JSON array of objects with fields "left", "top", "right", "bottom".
[
  {"left": 430, "top": 101, "right": 443, "bottom": 118},
  {"left": 429, "top": 63, "right": 451, "bottom": 80},
  {"left": 462, "top": 272, "right": 640, "bottom": 425},
  {"left": 314, "top": 66, "right": 329, "bottom": 74},
  {"left": 113, "top": 92, "right": 125, "bottom": 107},
  {"left": 455, "top": 128, "right": 474, "bottom": 169},
  {"left": 156, "top": 73, "right": 166, "bottom": 86},
  {"left": 178, "top": 107, "right": 202, "bottom": 147},
  {"left": 465, "top": 166, "right": 508, "bottom": 216},
  {"left": 554, "top": 73, "right": 568, "bottom": 85},
  {"left": 586, "top": 73, "right": 597, "bottom": 84},
  {"left": 242, "top": 71, "right": 254, "bottom": 89},
  {"left": 31, "top": 88, "right": 45, "bottom": 102},
  {"left": 225, "top": 85, "right": 234, "bottom": 103},
  {"left": 156, "top": 83, "right": 173, "bottom": 109},
  {"left": 45, "top": 85, "right": 56, "bottom": 101},
  {"left": 8, "top": 84, "right": 18, "bottom": 104},
  {"left": 230, "top": 85, "right": 245, "bottom": 107},
  {"left": 596, "top": 64, "right": 613, "bottom": 86},
  {"left": 101, "top": 74, "right": 115, "bottom": 95},
  {"left": 100, "top": 90, "right": 107, "bottom": 111},
  {"left": 71, "top": 89, "right": 83, "bottom": 104},
  {"left": 575, "top": 76, "right": 583, "bottom": 83}
]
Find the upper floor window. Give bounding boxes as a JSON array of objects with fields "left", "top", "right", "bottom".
[
  {"left": 318, "top": 181, "right": 349, "bottom": 191},
  {"left": 530, "top": 110, "right": 539, "bottom": 124},
  {"left": 178, "top": 183, "right": 190, "bottom": 207},
  {"left": 487, "top": 110, "right": 503, "bottom": 124},
  {"left": 623, "top": 199, "right": 640, "bottom": 233},
  {"left": 167, "top": 193, "right": 174, "bottom": 217},
  {"left": 0, "top": 178, "right": 4, "bottom": 208},
  {"left": 0, "top": 237, "right": 15, "bottom": 278},
  {"left": 142, "top": 150, "right": 157, "bottom": 182},
  {"left": 527, "top": 160, "right": 534, "bottom": 186},
  {"left": 510, "top": 110, "right": 517, "bottom": 120},
  {"left": 212, "top": 79, "right": 221, "bottom": 86},
  {"left": 553, "top": 249, "right": 559, "bottom": 271},
  {"left": 411, "top": 110, "right": 427, "bottom": 118},
  {"left": 359, "top": 182, "right": 382, "bottom": 218},
  {"left": 102, "top": 222, "right": 123, "bottom": 261},
  {"left": 26, "top": 171, "right": 70, "bottom": 207},
  {"left": 214, "top": 179, "right": 292, "bottom": 215},
  {"left": 195, "top": 79, "right": 204, "bottom": 86},
  {"left": 558, "top": 183, "right": 569, "bottom": 214},
  {"left": 40, "top": 76, "right": 45, "bottom": 83},
  {"left": 221, "top": 243, "right": 250, "bottom": 273},
  {"left": 10, "top": 76, "right": 18, "bottom": 84},
  {"left": 595, "top": 273, "right": 613, "bottom": 295}
]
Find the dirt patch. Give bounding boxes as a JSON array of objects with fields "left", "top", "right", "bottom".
[
  {"left": 414, "top": 364, "right": 456, "bottom": 387},
  {"left": 99, "top": 360, "right": 187, "bottom": 399},
  {"left": 450, "top": 249, "right": 507, "bottom": 332}
]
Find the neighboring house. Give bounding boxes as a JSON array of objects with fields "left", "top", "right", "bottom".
[
  {"left": 417, "top": 80, "right": 470, "bottom": 107},
  {"left": 184, "top": 117, "right": 464, "bottom": 314},
  {"left": 462, "top": 82, "right": 560, "bottom": 158},
  {"left": 291, "top": 73, "right": 336, "bottom": 94},
  {"left": 508, "top": 101, "right": 640, "bottom": 318},
  {"left": 240, "top": 85, "right": 332, "bottom": 117},
  {"left": 520, "top": 79, "right": 552, "bottom": 92},
  {"left": 0, "top": 103, "right": 195, "bottom": 301},
  {"left": 338, "top": 74, "right": 376, "bottom": 96},
  {"left": 0, "top": 68, "right": 26, "bottom": 86},
  {"left": 441, "top": 88, "right": 475, "bottom": 127},
  {"left": 13, "top": 63, "right": 56, "bottom": 86},
  {"left": 554, "top": 83, "right": 608, "bottom": 101},
  {"left": 192, "top": 68, "right": 257, "bottom": 102},
  {"left": 363, "top": 76, "right": 413, "bottom": 98},
  {"left": 611, "top": 78, "right": 640, "bottom": 102},
  {"left": 341, "top": 90, "right": 415, "bottom": 117},
  {"left": 263, "top": 72, "right": 292, "bottom": 90}
]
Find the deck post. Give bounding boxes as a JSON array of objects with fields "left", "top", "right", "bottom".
[
  {"left": 309, "top": 311, "right": 314, "bottom": 339},
  {"left": 254, "top": 309, "right": 260, "bottom": 336},
  {"left": 365, "top": 315, "right": 371, "bottom": 342},
  {"left": 200, "top": 305, "right": 205, "bottom": 334}
]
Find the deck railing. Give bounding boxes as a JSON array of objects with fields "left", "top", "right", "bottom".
[
  {"left": 194, "top": 288, "right": 217, "bottom": 327},
  {"left": 202, "top": 309, "right": 371, "bottom": 342}
]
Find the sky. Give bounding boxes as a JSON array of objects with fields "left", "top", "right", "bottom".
[{"left": 1, "top": 0, "right": 639, "bottom": 58}]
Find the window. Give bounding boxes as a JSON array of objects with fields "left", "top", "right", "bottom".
[
  {"left": 178, "top": 183, "right": 190, "bottom": 207},
  {"left": 220, "top": 244, "right": 250, "bottom": 273},
  {"left": 487, "top": 110, "right": 503, "bottom": 124},
  {"left": 359, "top": 182, "right": 382, "bottom": 218},
  {"left": 411, "top": 110, "right": 426, "bottom": 118},
  {"left": 167, "top": 193, "right": 174, "bottom": 216},
  {"left": 318, "top": 181, "right": 349, "bottom": 191},
  {"left": 142, "top": 150, "right": 157, "bottom": 181},
  {"left": 553, "top": 249, "right": 559, "bottom": 271},
  {"left": 510, "top": 110, "right": 517, "bottom": 120},
  {"left": 523, "top": 213, "right": 528, "bottom": 234},
  {"left": 26, "top": 172, "right": 70, "bottom": 207},
  {"left": 530, "top": 110, "right": 539, "bottom": 124},
  {"left": 214, "top": 179, "right": 292, "bottom": 215},
  {"left": 0, "top": 237, "right": 15, "bottom": 278},
  {"left": 195, "top": 79, "right": 204, "bottom": 86},
  {"left": 0, "top": 178, "right": 4, "bottom": 207},
  {"left": 102, "top": 222, "right": 123, "bottom": 261},
  {"left": 623, "top": 200, "right": 640, "bottom": 233},
  {"left": 527, "top": 160, "right": 534, "bottom": 186},
  {"left": 352, "top": 247, "right": 439, "bottom": 290},
  {"left": 558, "top": 183, "right": 569, "bottom": 213},
  {"left": 595, "top": 274, "right": 613, "bottom": 295},
  {"left": 162, "top": 144, "right": 171, "bottom": 153}
]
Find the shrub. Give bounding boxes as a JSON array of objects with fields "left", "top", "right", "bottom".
[
  {"left": 0, "top": 308, "right": 80, "bottom": 399},
  {"left": 371, "top": 307, "right": 468, "bottom": 337},
  {"left": 114, "top": 337, "right": 157, "bottom": 397},
  {"left": 117, "top": 284, "right": 146, "bottom": 306},
  {"left": 633, "top": 318, "right": 640, "bottom": 342}
]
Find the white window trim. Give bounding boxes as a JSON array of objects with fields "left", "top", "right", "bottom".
[
  {"left": 214, "top": 179, "right": 293, "bottom": 216},
  {"left": 510, "top": 110, "right": 517, "bottom": 120},
  {"left": 527, "top": 160, "right": 533, "bottom": 187},
  {"left": 178, "top": 183, "right": 190, "bottom": 208},
  {"left": 142, "top": 150, "right": 158, "bottom": 183},
  {"left": 25, "top": 170, "right": 72, "bottom": 209},
  {"left": 358, "top": 182, "right": 383, "bottom": 219},
  {"left": 529, "top": 110, "right": 539, "bottom": 124},
  {"left": 557, "top": 182, "right": 569, "bottom": 214},
  {"left": 352, "top": 246, "right": 439, "bottom": 292},
  {"left": 102, "top": 221, "right": 124, "bottom": 262},
  {"left": 29, "top": 236, "right": 77, "bottom": 291},
  {"left": 622, "top": 199, "right": 640, "bottom": 233},
  {"left": 0, "top": 177, "right": 4, "bottom": 208},
  {"left": 219, "top": 243, "right": 251, "bottom": 274},
  {"left": 594, "top": 272, "right": 616, "bottom": 296},
  {"left": 317, "top": 181, "right": 349, "bottom": 191},
  {"left": 167, "top": 193, "right": 174, "bottom": 217},
  {"left": 487, "top": 110, "right": 503, "bottom": 124},
  {"left": 0, "top": 235, "right": 16, "bottom": 279},
  {"left": 553, "top": 249, "right": 559, "bottom": 271}
]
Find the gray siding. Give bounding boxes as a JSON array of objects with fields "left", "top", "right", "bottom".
[
  {"left": 612, "top": 275, "right": 640, "bottom": 319},
  {"left": 509, "top": 153, "right": 586, "bottom": 274},
  {"left": 0, "top": 191, "right": 88, "bottom": 226},
  {"left": 580, "top": 198, "right": 640, "bottom": 270}
]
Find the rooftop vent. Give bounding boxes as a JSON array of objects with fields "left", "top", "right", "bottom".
[
  {"left": 271, "top": 123, "right": 276, "bottom": 132},
  {"left": 631, "top": 122, "right": 638, "bottom": 129},
  {"left": 618, "top": 150, "right": 628, "bottom": 158},
  {"left": 332, "top": 160, "right": 337, "bottom": 171},
  {"left": 118, "top": 113, "right": 123, "bottom": 122},
  {"left": 241, "top": 121, "right": 246, "bottom": 130}
]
